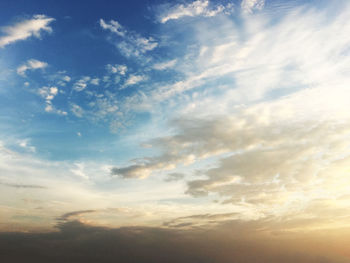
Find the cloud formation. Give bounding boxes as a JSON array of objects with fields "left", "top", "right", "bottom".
[
  {"left": 152, "top": 59, "right": 177, "bottom": 71},
  {"left": 241, "top": 0, "right": 265, "bottom": 13},
  {"left": 73, "top": 76, "right": 90, "bottom": 92},
  {"left": 0, "top": 15, "right": 54, "bottom": 47},
  {"left": 37, "top": 86, "right": 67, "bottom": 115},
  {"left": 3, "top": 1, "right": 350, "bottom": 255},
  {"left": 159, "top": 0, "right": 229, "bottom": 23},
  {"left": 111, "top": 82, "right": 350, "bottom": 224},
  {"left": 17, "top": 59, "right": 48, "bottom": 76},
  {"left": 100, "top": 19, "right": 158, "bottom": 57},
  {"left": 124, "top": 74, "right": 147, "bottom": 87}
]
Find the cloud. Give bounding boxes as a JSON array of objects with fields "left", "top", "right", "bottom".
[
  {"left": 54, "top": 73, "right": 71, "bottom": 86},
  {"left": 88, "top": 92, "right": 119, "bottom": 122},
  {"left": 17, "top": 59, "right": 48, "bottom": 76},
  {"left": 164, "top": 172, "right": 184, "bottom": 182},
  {"left": 111, "top": 82, "right": 350, "bottom": 224},
  {"left": 183, "top": 87, "right": 350, "bottom": 205},
  {"left": 159, "top": 0, "right": 229, "bottom": 23},
  {"left": 163, "top": 212, "right": 238, "bottom": 228},
  {"left": 100, "top": 19, "right": 124, "bottom": 36},
  {"left": 37, "top": 86, "right": 66, "bottom": 115},
  {"left": 132, "top": 0, "right": 350, "bottom": 110},
  {"left": 241, "top": 0, "right": 265, "bottom": 13},
  {"left": 58, "top": 210, "right": 97, "bottom": 221},
  {"left": 73, "top": 76, "right": 90, "bottom": 92},
  {"left": 111, "top": 164, "right": 153, "bottom": 179},
  {"left": 100, "top": 19, "right": 158, "bottom": 57},
  {"left": 70, "top": 103, "right": 84, "bottom": 117},
  {"left": 0, "top": 14, "right": 54, "bottom": 47},
  {"left": 90, "top": 78, "right": 100, "bottom": 85},
  {"left": 152, "top": 59, "right": 177, "bottom": 71},
  {"left": 62, "top": 75, "right": 71, "bottom": 82},
  {"left": 3, "top": 1, "right": 350, "bottom": 248},
  {"left": 0, "top": 141, "right": 127, "bottom": 231},
  {"left": 124, "top": 74, "right": 147, "bottom": 87},
  {"left": 70, "top": 163, "right": 89, "bottom": 179},
  {"left": 0, "top": 181, "right": 47, "bottom": 189},
  {"left": 106, "top": 64, "right": 128, "bottom": 75},
  {"left": 17, "top": 139, "right": 36, "bottom": 153},
  {"left": 110, "top": 153, "right": 195, "bottom": 179}
]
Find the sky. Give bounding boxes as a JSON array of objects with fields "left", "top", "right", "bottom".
[{"left": 1, "top": 0, "right": 350, "bottom": 262}]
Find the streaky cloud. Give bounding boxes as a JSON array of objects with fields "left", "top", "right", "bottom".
[{"left": 0, "top": 15, "right": 54, "bottom": 48}]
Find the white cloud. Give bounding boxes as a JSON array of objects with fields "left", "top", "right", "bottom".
[
  {"left": 70, "top": 163, "right": 89, "bottom": 179},
  {"left": 137, "top": 2, "right": 350, "bottom": 108},
  {"left": 45, "top": 104, "right": 53, "bottom": 112},
  {"left": 0, "top": 15, "right": 54, "bottom": 48},
  {"left": 70, "top": 103, "right": 84, "bottom": 117},
  {"left": 124, "top": 74, "right": 147, "bottom": 87},
  {"left": 99, "top": 19, "right": 124, "bottom": 37},
  {"left": 17, "top": 59, "right": 48, "bottom": 76},
  {"left": 241, "top": 0, "right": 265, "bottom": 14},
  {"left": 152, "top": 59, "right": 177, "bottom": 70},
  {"left": 73, "top": 76, "right": 90, "bottom": 92},
  {"left": 106, "top": 64, "right": 127, "bottom": 75},
  {"left": 87, "top": 93, "right": 120, "bottom": 126},
  {"left": 38, "top": 86, "right": 58, "bottom": 101},
  {"left": 100, "top": 19, "right": 158, "bottom": 57},
  {"left": 50, "top": 86, "right": 58, "bottom": 95},
  {"left": 90, "top": 78, "right": 100, "bottom": 85},
  {"left": 62, "top": 75, "right": 71, "bottom": 82},
  {"left": 159, "top": 0, "right": 228, "bottom": 23},
  {"left": 105, "top": 2, "right": 350, "bottom": 224},
  {"left": 37, "top": 86, "right": 66, "bottom": 115},
  {"left": 17, "top": 139, "right": 36, "bottom": 153}
]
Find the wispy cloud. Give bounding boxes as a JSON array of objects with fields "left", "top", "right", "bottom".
[
  {"left": 100, "top": 19, "right": 158, "bottom": 58},
  {"left": 0, "top": 181, "right": 47, "bottom": 189},
  {"left": 73, "top": 76, "right": 90, "bottom": 92},
  {"left": 152, "top": 59, "right": 177, "bottom": 71},
  {"left": 70, "top": 103, "right": 84, "bottom": 117},
  {"left": 17, "top": 139, "right": 36, "bottom": 153},
  {"left": 0, "top": 15, "right": 54, "bottom": 48},
  {"left": 158, "top": 0, "right": 231, "bottom": 23},
  {"left": 106, "top": 64, "right": 128, "bottom": 75},
  {"left": 37, "top": 86, "right": 66, "bottom": 115},
  {"left": 17, "top": 59, "right": 48, "bottom": 76},
  {"left": 163, "top": 212, "right": 238, "bottom": 228},
  {"left": 241, "top": 0, "right": 265, "bottom": 14},
  {"left": 124, "top": 74, "right": 147, "bottom": 87}
]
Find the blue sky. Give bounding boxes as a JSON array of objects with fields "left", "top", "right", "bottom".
[{"left": 1, "top": 0, "right": 350, "bottom": 238}]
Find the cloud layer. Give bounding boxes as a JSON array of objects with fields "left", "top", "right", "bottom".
[{"left": 1, "top": 3, "right": 350, "bottom": 259}]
